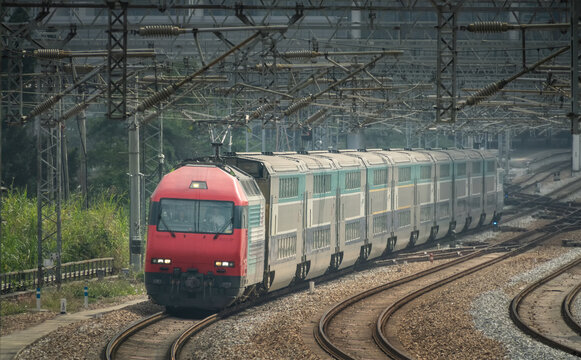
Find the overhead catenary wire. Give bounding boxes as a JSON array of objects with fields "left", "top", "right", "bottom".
[
  {"left": 460, "top": 45, "right": 571, "bottom": 109},
  {"left": 135, "top": 31, "right": 268, "bottom": 114}
]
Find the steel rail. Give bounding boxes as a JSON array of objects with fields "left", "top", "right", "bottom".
[
  {"left": 169, "top": 314, "right": 219, "bottom": 360},
  {"left": 562, "top": 281, "right": 581, "bottom": 336},
  {"left": 374, "top": 228, "right": 567, "bottom": 359},
  {"left": 509, "top": 257, "right": 581, "bottom": 357},
  {"left": 314, "top": 249, "right": 488, "bottom": 359},
  {"left": 104, "top": 311, "right": 167, "bottom": 360}
]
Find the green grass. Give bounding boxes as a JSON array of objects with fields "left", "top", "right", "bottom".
[{"left": 0, "top": 278, "right": 145, "bottom": 316}]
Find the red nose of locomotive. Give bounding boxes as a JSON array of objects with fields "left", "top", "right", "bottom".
[{"left": 145, "top": 164, "right": 248, "bottom": 310}]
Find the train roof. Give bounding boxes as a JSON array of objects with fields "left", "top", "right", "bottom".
[
  {"left": 229, "top": 152, "right": 305, "bottom": 174},
  {"left": 337, "top": 149, "right": 391, "bottom": 166},
  {"left": 151, "top": 164, "right": 248, "bottom": 205},
  {"left": 305, "top": 150, "right": 365, "bottom": 169},
  {"left": 224, "top": 148, "right": 499, "bottom": 178},
  {"left": 278, "top": 153, "right": 335, "bottom": 171}
]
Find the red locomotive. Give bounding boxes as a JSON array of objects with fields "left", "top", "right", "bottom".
[{"left": 145, "top": 163, "right": 260, "bottom": 310}]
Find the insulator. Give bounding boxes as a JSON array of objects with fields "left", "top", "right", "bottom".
[
  {"left": 465, "top": 81, "right": 504, "bottom": 106},
  {"left": 305, "top": 108, "right": 328, "bottom": 126},
  {"left": 139, "top": 25, "right": 185, "bottom": 37},
  {"left": 467, "top": 22, "right": 509, "bottom": 33},
  {"left": 28, "top": 94, "right": 62, "bottom": 118},
  {"left": 284, "top": 96, "right": 312, "bottom": 116},
  {"left": 250, "top": 102, "right": 275, "bottom": 119},
  {"left": 281, "top": 50, "right": 318, "bottom": 59},
  {"left": 33, "top": 49, "right": 67, "bottom": 59},
  {"left": 62, "top": 102, "right": 89, "bottom": 121},
  {"left": 137, "top": 85, "right": 176, "bottom": 112}
]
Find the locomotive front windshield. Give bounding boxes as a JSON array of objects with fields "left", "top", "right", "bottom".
[{"left": 156, "top": 199, "right": 234, "bottom": 234}]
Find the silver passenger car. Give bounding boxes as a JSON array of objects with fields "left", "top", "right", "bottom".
[{"left": 225, "top": 148, "right": 503, "bottom": 292}]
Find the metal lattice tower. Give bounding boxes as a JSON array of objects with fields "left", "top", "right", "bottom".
[
  {"left": 434, "top": 2, "right": 459, "bottom": 124},
  {"left": 36, "top": 61, "right": 63, "bottom": 288},
  {"left": 107, "top": 0, "right": 128, "bottom": 121},
  {"left": 1, "top": 24, "right": 25, "bottom": 124}
]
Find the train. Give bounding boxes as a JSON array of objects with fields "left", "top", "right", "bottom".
[{"left": 145, "top": 148, "right": 504, "bottom": 311}]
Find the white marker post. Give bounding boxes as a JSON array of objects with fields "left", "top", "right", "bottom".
[
  {"left": 60, "top": 298, "right": 67, "bottom": 314},
  {"left": 36, "top": 288, "right": 41, "bottom": 311}
]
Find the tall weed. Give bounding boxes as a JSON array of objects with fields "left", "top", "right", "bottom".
[{"left": 1, "top": 189, "right": 129, "bottom": 273}]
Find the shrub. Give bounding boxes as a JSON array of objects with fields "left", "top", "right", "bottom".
[{"left": 1, "top": 189, "right": 130, "bottom": 273}]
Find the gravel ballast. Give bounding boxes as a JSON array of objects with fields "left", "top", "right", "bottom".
[{"left": 4, "top": 227, "right": 581, "bottom": 360}]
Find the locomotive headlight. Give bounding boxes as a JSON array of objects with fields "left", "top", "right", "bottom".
[
  {"left": 151, "top": 258, "right": 172, "bottom": 264},
  {"left": 214, "top": 260, "right": 235, "bottom": 267}
]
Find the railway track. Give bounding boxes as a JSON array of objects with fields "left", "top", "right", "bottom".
[
  {"left": 104, "top": 311, "right": 218, "bottom": 360},
  {"left": 314, "top": 250, "right": 507, "bottom": 359},
  {"left": 315, "top": 211, "right": 580, "bottom": 359},
  {"left": 509, "top": 257, "right": 581, "bottom": 357},
  {"left": 506, "top": 159, "right": 570, "bottom": 193},
  {"left": 503, "top": 178, "right": 581, "bottom": 223}
]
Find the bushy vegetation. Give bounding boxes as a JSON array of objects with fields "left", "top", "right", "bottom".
[
  {"left": 0, "top": 278, "right": 145, "bottom": 316},
  {"left": 1, "top": 189, "right": 129, "bottom": 273}
]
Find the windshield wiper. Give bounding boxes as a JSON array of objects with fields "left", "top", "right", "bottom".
[
  {"left": 214, "top": 218, "right": 233, "bottom": 239},
  {"left": 159, "top": 215, "right": 176, "bottom": 238}
]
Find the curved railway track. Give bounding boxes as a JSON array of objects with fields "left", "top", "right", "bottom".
[
  {"left": 104, "top": 311, "right": 218, "bottom": 360},
  {"left": 509, "top": 257, "right": 581, "bottom": 357},
  {"left": 315, "top": 209, "right": 580, "bottom": 359},
  {"left": 314, "top": 250, "right": 506, "bottom": 359},
  {"left": 563, "top": 281, "right": 581, "bottom": 335}
]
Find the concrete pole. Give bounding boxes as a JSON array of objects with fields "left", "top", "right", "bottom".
[
  {"left": 129, "top": 79, "right": 142, "bottom": 271},
  {"left": 77, "top": 110, "right": 88, "bottom": 209},
  {"left": 571, "top": 0, "right": 580, "bottom": 172},
  {"left": 504, "top": 129, "right": 511, "bottom": 175}
]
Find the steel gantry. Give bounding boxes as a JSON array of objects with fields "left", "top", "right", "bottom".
[
  {"left": 106, "top": 0, "right": 129, "bottom": 121},
  {"left": 433, "top": 0, "right": 460, "bottom": 124}
]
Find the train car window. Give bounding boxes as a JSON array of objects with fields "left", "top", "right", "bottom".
[
  {"left": 438, "top": 202, "right": 450, "bottom": 218},
  {"left": 314, "top": 174, "right": 332, "bottom": 194},
  {"left": 456, "top": 163, "right": 467, "bottom": 177},
  {"left": 472, "top": 161, "right": 482, "bottom": 175},
  {"left": 486, "top": 160, "right": 496, "bottom": 174},
  {"left": 345, "top": 171, "right": 361, "bottom": 190},
  {"left": 373, "top": 214, "right": 388, "bottom": 234},
  {"left": 345, "top": 222, "right": 361, "bottom": 242},
  {"left": 157, "top": 199, "right": 234, "bottom": 235},
  {"left": 420, "top": 205, "right": 432, "bottom": 222},
  {"left": 440, "top": 164, "right": 450, "bottom": 178},
  {"left": 312, "top": 228, "right": 331, "bottom": 250},
  {"left": 279, "top": 177, "right": 299, "bottom": 198},
  {"left": 373, "top": 168, "right": 388, "bottom": 185},
  {"left": 398, "top": 167, "right": 412, "bottom": 183},
  {"left": 420, "top": 165, "right": 431, "bottom": 180},
  {"left": 277, "top": 234, "right": 297, "bottom": 260},
  {"left": 398, "top": 210, "right": 411, "bottom": 227}
]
